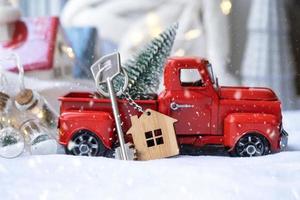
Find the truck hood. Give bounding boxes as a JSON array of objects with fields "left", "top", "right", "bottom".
[{"left": 219, "top": 87, "right": 278, "bottom": 101}]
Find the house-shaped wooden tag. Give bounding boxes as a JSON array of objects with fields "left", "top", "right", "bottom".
[{"left": 126, "top": 109, "right": 179, "bottom": 160}]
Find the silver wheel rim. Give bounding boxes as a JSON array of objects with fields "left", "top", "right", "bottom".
[
  {"left": 236, "top": 135, "right": 265, "bottom": 157},
  {"left": 71, "top": 132, "right": 99, "bottom": 156}
]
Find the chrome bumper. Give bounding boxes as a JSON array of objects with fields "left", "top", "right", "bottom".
[{"left": 280, "top": 129, "right": 288, "bottom": 150}]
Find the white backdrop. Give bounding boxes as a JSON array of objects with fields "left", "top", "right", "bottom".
[{"left": 61, "top": 0, "right": 238, "bottom": 85}]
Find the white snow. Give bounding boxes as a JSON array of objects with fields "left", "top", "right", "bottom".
[
  {"left": 0, "top": 111, "right": 298, "bottom": 200},
  {"left": 0, "top": 71, "right": 299, "bottom": 199}
]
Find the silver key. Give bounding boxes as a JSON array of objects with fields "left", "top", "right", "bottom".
[{"left": 91, "top": 52, "right": 128, "bottom": 160}]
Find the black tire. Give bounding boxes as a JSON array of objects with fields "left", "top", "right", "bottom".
[
  {"left": 229, "top": 133, "right": 270, "bottom": 157},
  {"left": 65, "top": 130, "right": 107, "bottom": 156}
]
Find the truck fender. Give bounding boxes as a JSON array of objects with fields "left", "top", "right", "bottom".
[
  {"left": 223, "top": 113, "right": 281, "bottom": 151},
  {"left": 58, "top": 111, "right": 115, "bottom": 149}
]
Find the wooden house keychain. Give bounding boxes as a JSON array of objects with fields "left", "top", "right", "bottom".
[
  {"left": 91, "top": 52, "right": 179, "bottom": 161},
  {"left": 126, "top": 109, "right": 179, "bottom": 161},
  {"left": 121, "top": 87, "right": 180, "bottom": 161}
]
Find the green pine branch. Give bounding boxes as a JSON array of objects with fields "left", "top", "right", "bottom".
[{"left": 111, "top": 23, "right": 178, "bottom": 99}]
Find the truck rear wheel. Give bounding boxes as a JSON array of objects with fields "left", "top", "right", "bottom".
[
  {"left": 230, "top": 133, "right": 270, "bottom": 157},
  {"left": 66, "top": 130, "right": 107, "bottom": 156}
]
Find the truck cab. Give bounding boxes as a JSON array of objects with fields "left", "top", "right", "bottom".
[
  {"left": 158, "top": 57, "right": 287, "bottom": 156},
  {"left": 159, "top": 57, "right": 218, "bottom": 136}
]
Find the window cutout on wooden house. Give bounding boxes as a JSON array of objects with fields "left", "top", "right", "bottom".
[
  {"left": 145, "top": 131, "right": 153, "bottom": 139},
  {"left": 145, "top": 129, "right": 164, "bottom": 147},
  {"left": 146, "top": 139, "right": 155, "bottom": 147},
  {"left": 154, "top": 129, "right": 162, "bottom": 136},
  {"left": 156, "top": 137, "right": 164, "bottom": 145},
  {"left": 154, "top": 129, "right": 164, "bottom": 145}
]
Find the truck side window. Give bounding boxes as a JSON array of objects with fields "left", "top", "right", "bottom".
[{"left": 180, "top": 69, "right": 203, "bottom": 87}]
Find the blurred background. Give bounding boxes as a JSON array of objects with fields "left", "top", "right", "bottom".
[{"left": 1, "top": 0, "right": 299, "bottom": 110}]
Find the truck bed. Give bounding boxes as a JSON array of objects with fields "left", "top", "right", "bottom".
[{"left": 59, "top": 92, "right": 158, "bottom": 132}]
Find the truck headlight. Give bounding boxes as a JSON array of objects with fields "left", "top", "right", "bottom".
[{"left": 280, "top": 129, "right": 288, "bottom": 150}]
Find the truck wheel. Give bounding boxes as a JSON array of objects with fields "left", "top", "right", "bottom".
[
  {"left": 230, "top": 134, "right": 270, "bottom": 157},
  {"left": 66, "top": 130, "right": 107, "bottom": 156}
]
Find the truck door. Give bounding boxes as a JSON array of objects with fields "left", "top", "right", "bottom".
[{"left": 169, "top": 68, "right": 212, "bottom": 135}]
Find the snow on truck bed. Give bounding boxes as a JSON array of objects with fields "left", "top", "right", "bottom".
[{"left": 0, "top": 111, "right": 299, "bottom": 200}]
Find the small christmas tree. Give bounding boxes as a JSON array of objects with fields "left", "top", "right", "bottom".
[{"left": 111, "top": 23, "right": 178, "bottom": 99}]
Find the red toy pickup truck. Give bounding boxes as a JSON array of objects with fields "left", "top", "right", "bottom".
[{"left": 58, "top": 57, "right": 288, "bottom": 157}]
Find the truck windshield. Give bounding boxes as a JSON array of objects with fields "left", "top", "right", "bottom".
[
  {"left": 207, "top": 64, "right": 216, "bottom": 84},
  {"left": 207, "top": 64, "right": 218, "bottom": 90}
]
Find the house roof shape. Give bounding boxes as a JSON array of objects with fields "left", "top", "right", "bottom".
[{"left": 127, "top": 109, "right": 177, "bottom": 136}]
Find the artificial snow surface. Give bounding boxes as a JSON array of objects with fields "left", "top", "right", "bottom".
[
  {"left": 0, "top": 111, "right": 298, "bottom": 200},
  {"left": 0, "top": 72, "right": 299, "bottom": 200}
]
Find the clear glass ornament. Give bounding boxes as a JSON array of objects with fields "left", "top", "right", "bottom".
[
  {"left": 0, "top": 63, "right": 24, "bottom": 158},
  {"left": 15, "top": 89, "right": 58, "bottom": 130},
  {"left": 0, "top": 96, "right": 24, "bottom": 159},
  {"left": 20, "top": 119, "right": 57, "bottom": 155},
  {"left": 0, "top": 127, "right": 25, "bottom": 158},
  {"left": 0, "top": 92, "right": 11, "bottom": 126},
  {"left": 0, "top": 52, "right": 58, "bottom": 157}
]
